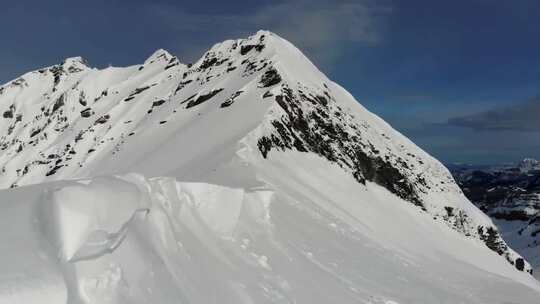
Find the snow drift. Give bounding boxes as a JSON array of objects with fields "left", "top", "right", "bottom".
[{"left": 1, "top": 170, "right": 539, "bottom": 303}]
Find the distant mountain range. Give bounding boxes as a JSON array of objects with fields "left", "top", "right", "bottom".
[{"left": 450, "top": 158, "right": 540, "bottom": 277}]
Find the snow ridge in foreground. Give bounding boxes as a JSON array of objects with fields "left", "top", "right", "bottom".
[{"left": 0, "top": 166, "right": 538, "bottom": 304}]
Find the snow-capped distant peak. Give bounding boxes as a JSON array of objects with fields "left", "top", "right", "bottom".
[
  {"left": 518, "top": 158, "right": 540, "bottom": 172},
  {"left": 60, "top": 56, "right": 91, "bottom": 74},
  {"left": 62, "top": 56, "right": 89, "bottom": 66},
  {"left": 144, "top": 48, "right": 175, "bottom": 65}
]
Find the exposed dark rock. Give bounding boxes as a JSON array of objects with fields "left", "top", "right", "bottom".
[
  {"left": 199, "top": 57, "right": 218, "bottom": 70},
  {"left": 186, "top": 89, "right": 224, "bottom": 109},
  {"left": 240, "top": 45, "right": 255, "bottom": 55},
  {"left": 180, "top": 94, "right": 197, "bottom": 104},
  {"left": 516, "top": 258, "right": 525, "bottom": 271},
  {"left": 95, "top": 114, "right": 110, "bottom": 124},
  {"left": 125, "top": 86, "right": 150, "bottom": 101},
  {"left": 30, "top": 128, "right": 41, "bottom": 138},
  {"left": 51, "top": 94, "right": 65, "bottom": 113},
  {"left": 12, "top": 78, "right": 26, "bottom": 87},
  {"left": 220, "top": 91, "right": 243, "bottom": 108},
  {"left": 263, "top": 91, "right": 274, "bottom": 99},
  {"left": 259, "top": 68, "right": 282, "bottom": 87},
  {"left": 257, "top": 86, "right": 424, "bottom": 208},
  {"left": 3, "top": 110, "right": 13, "bottom": 119},
  {"left": 445, "top": 206, "right": 454, "bottom": 217},
  {"left": 45, "top": 165, "right": 62, "bottom": 176},
  {"left": 80, "top": 108, "right": 93, "bottom": 118},
  {"left": 50, "top": 65, "right": 64, "bottom": 87},
  {"left": 165, "top": 57, "right": 180, "bottom": 70},
  {"left": 75, "top": 131, "right": 84, "bottom": 142},
  {"left": 242, "top": 60, "right": 258, "bottom": 75},
  {"left": 79, "top": 91, "right": 87, "bottom": 106},
  {"left": 478, "top": 226, "right": 508, "bottom": 255},
  {"left": 22, "top": 165, "right": 29, "bottom": 176},
  {"left": 240, "top": 43, "right": 265, "bottom": 55},
  {"left": 152, "top": 99, "right": 166, "bottom": 107},
  {"left": 175, "top": 80, "right": 193, "bottom": 94}
]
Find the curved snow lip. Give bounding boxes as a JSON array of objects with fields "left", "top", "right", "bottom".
[
  {"left": 41, "top": 173, "right": 275, "bottom": 261},
  {"left": 69, "top": 208, "right": 150, "bottom": 262},
  {"left": 35, "top": 173, "right": 277, "bottom": 303},
  {"left": 41, "top": 176, "right": 147, "bottom": 261}
]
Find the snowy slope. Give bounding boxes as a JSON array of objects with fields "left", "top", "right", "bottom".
[
  {"left": 2, "top": 172, "right": 540, "bottom": 304},
  {"left": 0, "top": 31, "right": 539, "bottom": 303}
]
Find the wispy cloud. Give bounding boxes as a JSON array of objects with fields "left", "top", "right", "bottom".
[
  {"left": 147, "top": 0, "right": 390, "bottom": 66},
  {"left": 446, "top": 96, "right": 540, "bottom": 131},
  {"left": 392, "top": 93, "right": 437, "bottom": 104}
]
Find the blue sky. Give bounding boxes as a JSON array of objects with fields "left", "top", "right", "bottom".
[{"left": 1, "top": 0, "right": 539, "bottom": 164}]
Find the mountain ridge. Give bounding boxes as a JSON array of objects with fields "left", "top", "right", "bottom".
[
  {"left": 0, "top": 30, "right": 531, "bottom": 272},
  {"left": 0, "top": 30, "right": 539, "bottom": 303}
]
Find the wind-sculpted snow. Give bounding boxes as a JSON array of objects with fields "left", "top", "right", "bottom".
[
  {"left": 1, "top": 174, "right": 275, "bottom": 303},
  {"left": 0, "top": 31, "right": 538, "bottom": 303},
  {"left": 0, "top": 172, "right": 539, "bottom": 304}
]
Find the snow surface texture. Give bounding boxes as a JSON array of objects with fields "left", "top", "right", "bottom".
[{"left": 0, "top": 31, "right": 539, "bottom": 303}]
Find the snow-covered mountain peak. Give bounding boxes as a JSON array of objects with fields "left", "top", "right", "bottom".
[
  {"left": 518, "top": 158, "right": 540, "bottom": 172},
  {"left": 144, "top": 48, "right": 175, "bottom": 65},
  {"left": 195, "top": 30, "right": 326, "bottom": 85},
  {"left": 0, "top": 31, "right": 539, "bottom": 303},
  {"left": 62, "top": 56, "right": 90, "bottom": 70}
]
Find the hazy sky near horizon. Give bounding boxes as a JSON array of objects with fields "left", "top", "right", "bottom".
[{"left": 1, "top": 0, "right": 539, "bottom": 164}]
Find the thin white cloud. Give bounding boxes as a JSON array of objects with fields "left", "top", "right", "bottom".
[
  {"left": 148, "top": 0, "right": 390, "bottom": 66},
  {"left": 447, "top": 97, "right": 540, "bottom": 132}
]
